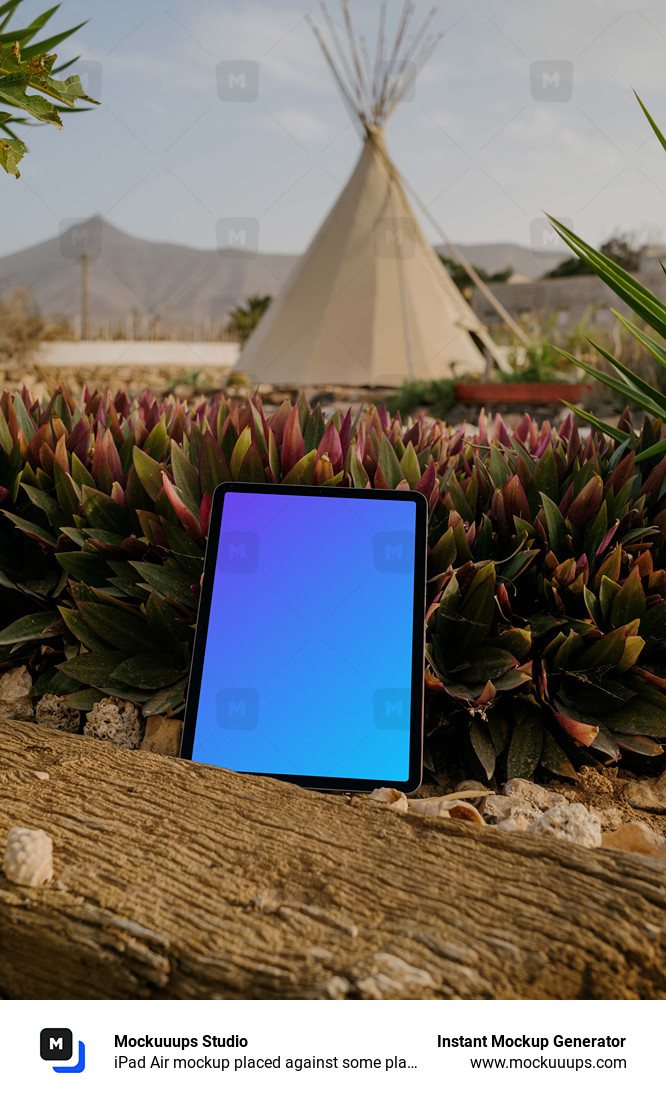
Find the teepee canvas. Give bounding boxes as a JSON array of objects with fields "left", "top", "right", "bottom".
[{"left": 237, "top": 1, "right": 502, "bottom": 387}]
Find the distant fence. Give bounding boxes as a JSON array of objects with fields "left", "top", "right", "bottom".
[{"left": 61, "top": 316, "right": 242, "bottom": 342}]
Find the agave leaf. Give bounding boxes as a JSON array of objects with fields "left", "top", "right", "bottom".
[
  {"left": 610, "top": 566, "right": 646, "bottom": 627},
  {"left": 63, "top": 688, "right": 103, "bottom": 711},
  {"left": 57, "top": 651, "right": 127, "bottom": 685},
  {"left": 267, "top": 429, "right": 280, "bottom": 482},
  {"left": 560, "top": 401, "right": 627, "bottom": 445},
  {"left": 606, "top": 697, "right": 666, "bottom": 738},
  {"left": 143, "top": 418, "right": 169, "bottom": 460},
  {"left": 132, "top": 446, "right": 164, "bottom": 501},
  {"left": 469, "top": 717, "right": 496, "bottom": 779},
  {"left": 108, "top": 561, "right": 149, "bottom": 601},
  {"left": 70, "top": 451, "right": 94, "bottom": 488},
  {"left": 465, "top": 647, "right": 519, "bottom": 683},
  {"left": 112, "top": 654, "right": 185, "bottom": 689},
  {"left": 400, "top": 441, "right": 421, "bottom": 488},
  {"left": 566, "top": 474, "right": 603, "bottom": 530},
  {"left": 595, "top": 543, "right": 622, "bottom": 586},
  {"left": 616, "top": 635, "right": 645, "bottom": 674},
  {"left": 634, "top": 438, "right": 666, "bottom": 464},
  {"left": 3, "top": 510, "right": 58, "bottom": 546},
  {"left": 142, "top": 678, "right": 188, "bottom": 717},
  {"left": 494, "top": 626, "right": 532, "bottom": 660},
  {"left": 551, "top": 707, "right": 598, "bottom": 747},
  {"left": 249, "top": 400, "right": 268, "bottom": 456},
  {"left": 532, "top": 445, "right": 559, "bottom": 501},
  {"left": 81, "top": 484, "right": 127, "bottom": 534},
  {"left": 377, "top": 435, "right": 403, "bottom": 489},
  {"left": 228, "top": 426, "right": 251, "bottom": 480},
  {"left": 635, "top": 90, "right": 666, "bottom": 154},
  {"left": 539, "top": 492, "right": 567, "bottom": 559},
  {"left": 576, "top": 622, "right": 638, "bottom": 671},
  {"left": 429, "top": 528, "right": 457, "bottom": 576},
  {"left": 171, "top": 441, "right": 201, "bottom": 515},
  {"left": 281, "top": 449, "right": 316, "bottom": 485},
  {"left": 55, "top": 549, "right": 109, "bottom": 585},
  {"left": 549, "top": 216, "right": 666, "bottom": 339},
  {"left": 489, "top": 444, "right": 511, "bottom": 489},
  {"left": 198, "top": 432, "right": 231, "bottom": 495},
  {"left": 280, "top": 406, "right": 305, "bottom": 474},
  {"left": 0, "top": 609, "right": 62, "bottom": 645},
  {"left": 237, "top": 444, "right": 266, "bottom": 483},
  {"left": 350, "top": 449, "right": 368, "bottom": 489},
  {"left": 583, "top": 585, "right": 602, "bottom": 626},
  {"left": 540, "top": 732, "right": 577, "bottom": 779},
  {"left": 303, "top": 403, "right": 325, "bottom": 453},
  {"left": 582, "top": 336, "right": 666, "bottom": 420},
  {"left": 507, "top": 710, "right": 543, "bottom": 779},
  {"left": 12, "top": 393, "right": 36, "bottom": 440},
  {"left": 76, "top": 601, "right": 157, "bottom": 655},
  {"left": 613, "top": 732, "right": 663, "bottom": 756},
  {"left": 161, "top": 472, "right": 203, "bottom": 543},
  {"left": 131, "top": 560, "right": 198, "bottom": 609}
]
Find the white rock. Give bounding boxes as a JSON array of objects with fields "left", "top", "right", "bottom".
[
  {"left": 595, "top": 807, "right": 624, "bottom": 832},
  {"left": 0, "top": 666, "right": 33, "bottom": 721},
  {"left": 140, "top": 715, "right": 183, "bottom": 756},
  {"left": 83, "top": 697, "right": 142, "bottom": 749},
  {"left": 601, "top": 822, "right": 666, "bottom": 862},
  {"left": 483, "top": 794, "right": 541, "bottom": 825},
  {"left": 497, "top": 817, "right": 529, "bottom": 832},
  {"left": 527, "top": 803, "right": 602, "bottom": 848},
  {"left": 504, "top": 778, "right": 567, "bottom": 811},
  {"left": 35, "top": 693, "right": 80, "bottom": 734},
  {"left": 3, "top": 826, "right": 53, "bottom": 886}
]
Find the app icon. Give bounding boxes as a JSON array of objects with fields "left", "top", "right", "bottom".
[{"left": 40, "top": 1028, "right": 86, "bottom": 1073}]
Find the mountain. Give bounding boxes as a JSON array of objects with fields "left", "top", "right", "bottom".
[
  {"left": 0, "top": 216, "right": 567, "bottom": 322},
  {"left": 437, "top": 242, "right": 567, "bottom": 281}
]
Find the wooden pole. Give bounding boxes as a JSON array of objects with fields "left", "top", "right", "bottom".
[{"left": 80, "top": 250, "right": 90, "bottom": 341}]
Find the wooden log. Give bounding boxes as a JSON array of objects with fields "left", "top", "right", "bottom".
[{"left": 0, "top": 719, "right": 665, "bottom": 1000}]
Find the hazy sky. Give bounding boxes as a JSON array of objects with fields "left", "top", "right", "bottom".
[{"left": 4, "top": 0, "right": 666, "bottom": 258}]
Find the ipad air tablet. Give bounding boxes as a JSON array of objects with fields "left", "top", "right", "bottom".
[{"left": 180, "top": 482, "right": 427, "bottom": 792}]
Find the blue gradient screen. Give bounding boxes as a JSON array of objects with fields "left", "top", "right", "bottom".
[{"left": 191, "top": 491, "right": 419, "bottom": 781}]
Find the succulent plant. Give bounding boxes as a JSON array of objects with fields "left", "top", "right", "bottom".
[{"left": 0, "top": 384, "right": 665, "bottom": 782}]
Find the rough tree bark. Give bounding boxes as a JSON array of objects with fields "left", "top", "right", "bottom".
[{"left": 0, "top": 720, "right": 665, "bottom": 999}]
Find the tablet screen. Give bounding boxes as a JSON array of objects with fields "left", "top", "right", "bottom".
[{"left": 181, "top": 484, "right": 426, "bottom": 791}]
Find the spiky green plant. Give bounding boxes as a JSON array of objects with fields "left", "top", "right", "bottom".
[
  {"left": 548, "top": 96, "right": 666, "bottom": 461},
  {"left": 0, "top": 0, "right": 98, "bottom": 176}
]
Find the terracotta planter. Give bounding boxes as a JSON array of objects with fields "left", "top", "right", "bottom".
[{"left": 454, "top": 382, "right": 592, "bottom": 404}]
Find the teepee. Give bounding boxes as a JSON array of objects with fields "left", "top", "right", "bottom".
[{"left": 237, "top": 1, "right": 509, "bottom": 387}]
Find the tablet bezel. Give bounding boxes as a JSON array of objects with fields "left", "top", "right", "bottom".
[{"left": 180, "top": 481, "right": 427, "bottom": 793}]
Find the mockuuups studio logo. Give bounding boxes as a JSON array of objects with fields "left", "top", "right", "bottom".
[
  {"left": 216, "top": 218, "right": 260, "bottom": 256},
  {"left": 218, "top": 531, "right": 259, "bottom": 572},
  {"left": 373, "top": 530, "right": 413, "bottom": 572},
  {"left": 40, "top": 1028, "right": 86, "bottom": 1074},
  {"left": 374, "top": 218, "right": 416, "bottom": 259},
  {"left": 217, "top": 688, "right": 259, "bottom": 730},
  {"left": 530, "top": 60, "right": 573, "bottom": 101},
  {"left": 530, "top": 216, "right": 574, "bottom": 252},
  {"left": 373, "top": 688, "right": 410, "bottom": 729},
  {"left": 58, "top": 217, "right": 103, "bottom": 259},
  {"left": 216, "top": 60, "right": 260, "bottom": 101}
]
